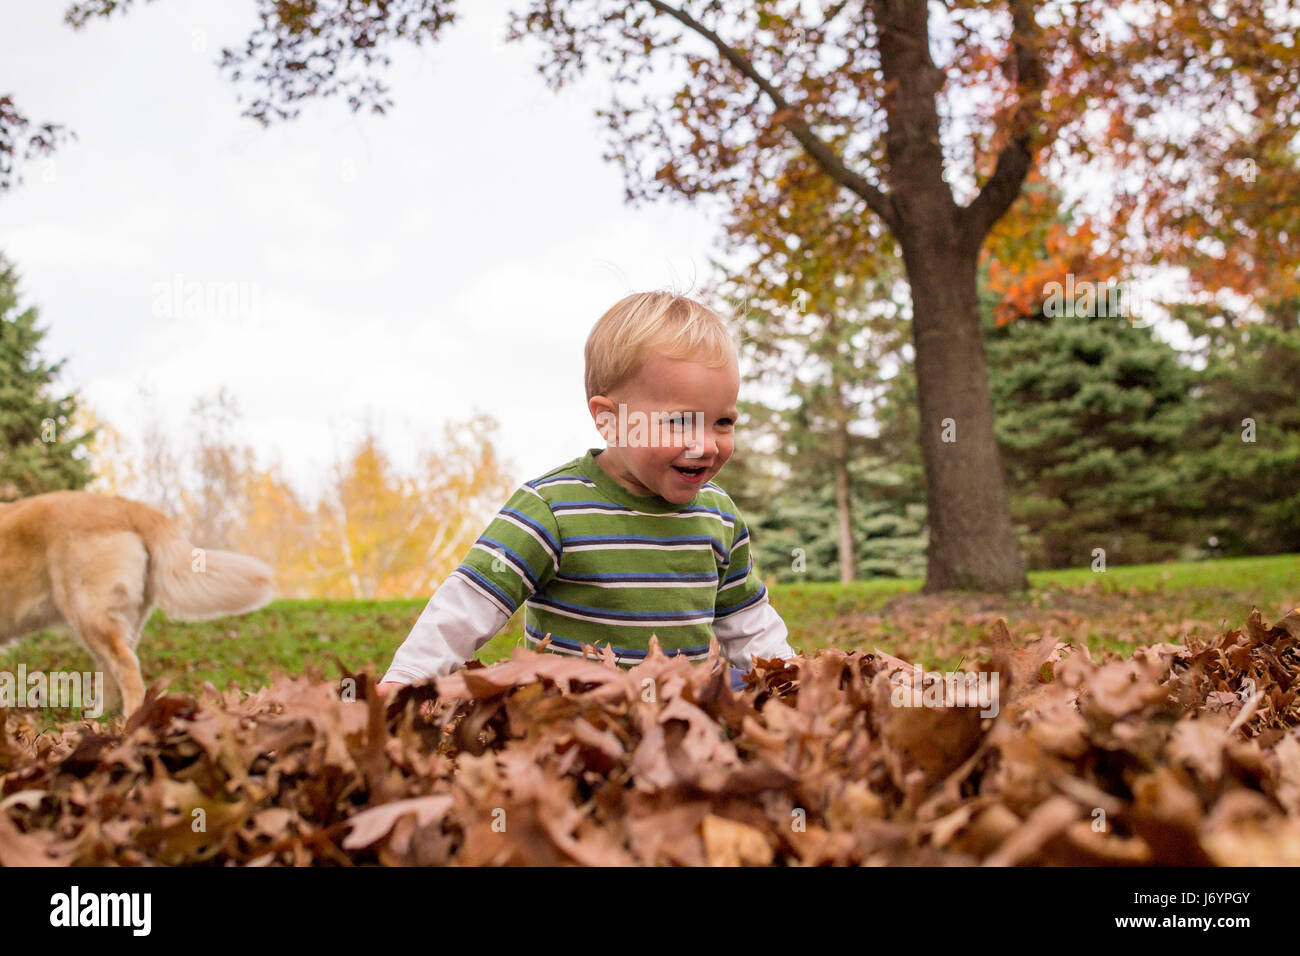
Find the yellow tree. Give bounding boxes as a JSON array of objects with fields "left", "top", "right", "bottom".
[
  {"left": 313, "top": 414, "right": 515, "bottom": 598},
  {"left": 402, "top": 412, "right": 516, "bottom": 596},
  {"left": 79, "top": 397, "right": 518, "bottom": 598},
  {"left": 235, "top": 464, "right": 316, "bottom": 598}
]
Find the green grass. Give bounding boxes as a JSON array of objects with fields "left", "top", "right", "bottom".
[
  {"left": 779, "top": 553, "right": 1299, "bottom": 669},
  {"left": 2, "top": 553, "right": 1296, "bottom": 726},
  {"left": 775, "top": 552, "right": 1297, "bottom": 618}
]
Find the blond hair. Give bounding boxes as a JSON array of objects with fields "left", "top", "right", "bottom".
[{"left": 584, "top": 291, "right": 738, "bottom": 400}]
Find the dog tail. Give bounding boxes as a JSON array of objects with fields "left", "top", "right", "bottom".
[{"left": 131, "top": 501, "right": 275, "bottom": 621}]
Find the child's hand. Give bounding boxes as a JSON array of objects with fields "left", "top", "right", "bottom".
[{"left": 375, "top": 680, "right": 436, "bottom": 716}]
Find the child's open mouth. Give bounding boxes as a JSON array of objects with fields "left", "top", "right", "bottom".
[{"left": 672, "top": 465, "right": 707, "bottom": 483}]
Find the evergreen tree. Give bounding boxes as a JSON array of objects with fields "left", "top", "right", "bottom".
[
  {"left": 744, "top": 261, "right": 1205, "bottom": 574},
  {"left": 984, "top": 300, "right": 1198, "bottom": 569},
  {"left": 710, "top": 230, "right": 911, "bottom": 584},
  {"left": 749, "top": 456, "right": 926, "bottom": 584},
  {"left": 0, "top": 254, "right": 95, "bottom": 499},
  {"left": 1173, "top": 298, "right": 1300, "bottom": 555}
]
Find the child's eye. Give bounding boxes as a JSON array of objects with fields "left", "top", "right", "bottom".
[{"left": 717, "top": 418, "right": 735, "bottom": 428}]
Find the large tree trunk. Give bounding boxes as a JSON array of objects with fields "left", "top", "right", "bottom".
[
  {"left": 874, "top": 0, "right": 1028, "bottom": 592},
  {"left": 904, "top": 241, "right": 1027, "bottom": 591}
]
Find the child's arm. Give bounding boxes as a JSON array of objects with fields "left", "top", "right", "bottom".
[
  {"left": 713, "top": 503, "right": 796, "bottom": 669},
  {"left": 379, "top": 482, "right": 561, "bottom": 690},
  {"left": 714, "top": 595, "right": 796, "bottom": 669},
  {"left": 381, "top": 574, "right": 512, "bottom": 685}
]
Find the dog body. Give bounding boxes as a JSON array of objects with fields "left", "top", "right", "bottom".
[{"left": 0, "top": 490, "right": 273, "bottom": 716}]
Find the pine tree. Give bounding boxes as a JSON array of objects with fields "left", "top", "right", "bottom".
[
  {"left": 984, "top": 301, "right": 1198, "bottom": 569},
  {"left": 748, "top": 456, "right": 926, "bottom": 584},
  {"left": 1172, "top": 298, "right": 1300, "bottom": 555},
  {"left": 709, "top": 223, "right": 913, "bottom": 584},
  {"left": 0, "top": 254, "right": 95, "bottom": 499}
]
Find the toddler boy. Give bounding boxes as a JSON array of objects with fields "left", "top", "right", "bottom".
[{"left": 376, "top": 291, "right": 795, "bottom": 694}]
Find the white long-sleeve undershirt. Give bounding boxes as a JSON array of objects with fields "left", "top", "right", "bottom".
[{"left": 382, "top": 573, "right": 795, "bottom": 684}]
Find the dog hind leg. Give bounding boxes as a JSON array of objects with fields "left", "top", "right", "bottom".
[
  {"left": 71, "top": 611, "right": 146, "bottom": 718},
  {"left": 52, "top": 532, "right": 151, "bottom": 719}
]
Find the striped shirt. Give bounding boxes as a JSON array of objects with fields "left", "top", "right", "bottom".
[{"left": 450, "top": 448, "right": 769, "bottom": 664}]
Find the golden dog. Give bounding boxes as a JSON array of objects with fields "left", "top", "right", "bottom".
[{"left": 0, "top": 490, "right": 273, "bottom": 717}]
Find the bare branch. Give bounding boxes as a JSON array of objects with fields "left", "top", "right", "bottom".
[
  {"left": 958, "top": 0, "right": 1047, "bottom": 246},
  {"left": 645, "top": 0, "right": 898, "bottom": 232},
  {"left": 0, "top": 96, "right": 75, "bottom": 194}
]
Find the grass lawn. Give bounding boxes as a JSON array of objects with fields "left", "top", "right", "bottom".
[{"left": 2, "top": 552, "right": 1296, "bottom": 725}]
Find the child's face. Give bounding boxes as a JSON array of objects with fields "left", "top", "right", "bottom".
[{"left": 589, "top": 351, "right": 740, "bottom": 504}]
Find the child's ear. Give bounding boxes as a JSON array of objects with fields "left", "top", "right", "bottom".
[{"left": 589, "top": 395, "right": 617, "bottom": 441}]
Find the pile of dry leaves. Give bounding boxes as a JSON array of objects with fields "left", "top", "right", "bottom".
[{"left": 2, "top": 608, "right": 1299, "bottom": 866}]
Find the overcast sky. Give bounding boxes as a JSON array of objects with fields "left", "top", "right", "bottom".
[{"left": 1, "top": 0, "right": 736, "bottom": 501}]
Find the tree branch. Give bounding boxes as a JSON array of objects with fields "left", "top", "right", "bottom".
[
  {"left": 958, "top": 0, "right": 1047, "bottom": 247},
  {"left": 645, "top": 0, "right": 898, "bottom": 232}
]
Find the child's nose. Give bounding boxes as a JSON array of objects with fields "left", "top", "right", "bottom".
[{"left": 685, "top": 432, "right": 719, "bottom": 459}]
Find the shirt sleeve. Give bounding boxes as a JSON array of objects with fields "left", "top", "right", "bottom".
[
  {"left": 713, "top": 597, "right": 796, "bottom": 669},
  {"left": 382, "top": 483, "right": 562, "bottom": 683},
  {"left": 383, "top": 573, "right": 512, "bottom": 683},
  {"left": 715, "top": 502, "right": 768, "bottom": 618},
  {"left": 713, "top": 501, "right": 796, "bottom": 668},
  {"left": 449, "top": 482, "right": 562, "bottom": 616}
]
